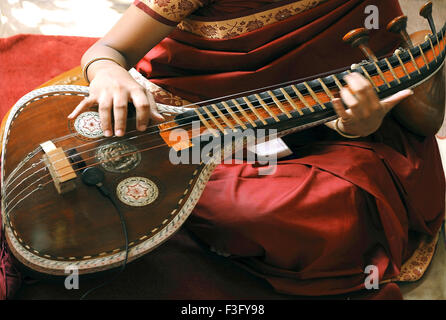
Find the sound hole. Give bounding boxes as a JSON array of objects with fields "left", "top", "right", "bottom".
[{"left": 95, "top": 141, "right": 141, "bottom": 173}]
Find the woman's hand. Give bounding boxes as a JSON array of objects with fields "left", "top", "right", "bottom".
[
  {"left": 331, "top": 72, "right": 413, "bottom": 137},
  {"left": 67, "top": 61, "right": 165, "bottom": 137}
]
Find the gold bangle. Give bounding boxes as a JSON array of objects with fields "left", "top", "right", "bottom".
[
  {"left": 334, "top": 118, "right": 361, "bottom": 139},
  {"left": 82, "top": 57, "right": 124, "bottom": 84}
]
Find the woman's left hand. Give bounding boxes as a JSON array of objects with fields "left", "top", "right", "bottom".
[{"left": 331, "top": 72, "right": 413, "bottom": 137}]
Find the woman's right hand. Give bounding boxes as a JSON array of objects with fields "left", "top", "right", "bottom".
[{"left": 68, "top": 61, "right": 164, "bottom": 137}]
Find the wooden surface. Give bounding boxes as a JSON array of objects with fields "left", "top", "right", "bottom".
[{"left": 2, "top": 86, "right": 204, "bottom": 275}]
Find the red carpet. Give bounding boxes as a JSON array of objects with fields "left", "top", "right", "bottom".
[
  {"left": 0, "top": 34, "right": 97, "bottom": 120},
  {"left": 0, "top": 34, "right": 403, "bottom": 300}
]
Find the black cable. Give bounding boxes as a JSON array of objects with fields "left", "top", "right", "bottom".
[{"left": 79, "top": 168, "right": 129, "bottom": 300}]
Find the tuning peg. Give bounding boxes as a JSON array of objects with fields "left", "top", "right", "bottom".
[
  {"left": 387, "top": 15, "right": 413, "bottom": 48},
  {"left": 419, "top": 1, "right": 437, "bottom": 35},
  {"left": 343, "top": 28, "right": 377, "bottom": 61}
]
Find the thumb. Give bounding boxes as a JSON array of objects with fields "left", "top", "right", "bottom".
[{"left": 380, "top": 89, "right": 414, "bottom": 112}]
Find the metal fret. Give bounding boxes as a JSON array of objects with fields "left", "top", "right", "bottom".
[
  {"left": 360, "top": 66, "right": 380, "bottom": 92},
  {"left": 427, "top": 35, "right": 438, "bottom": 62},
  {"left": 267, "top": 90, "right": 291, "bottom": 118},
  {"left": 441, "top": 32, "right": 446, "bottom": 50},
  {"left": 394, "top": 50, "right": 411, "bottom": 79},
  {"left": 384, "top": 58, "right": 401, "bottom": 83},
  {"left": 221, "top": 101, "right": 247, "bottom": 129},
  {"left": 279, "top": 88, "right": 304, "bottom": 116},
  {"left": 435, "top": 32, "right": 441, "bottom": 57},
  {"left": 303, "top": 82, "right": 326, "bottom": 109},
  {"left": 373, "top": 62, "right": 391, "bottom": 88},
  {"left": 232, "top": 99, "right": 257, "bottom": 127},
  {"left": 418, "top": 44, "right": 430, "bottom": 70},
  {"left": 201, "top": 106, "right": 227, "bottom": 134},
  {"left": 242, "top": 97, "right": 267, "bottom": 125},
  {"left": 318, "top": 78, "right": 335, "bottom": 100},
  {"left": 291, "top": 85, "right": 314, "bottom": 112},
  {"left": 211, "top": 104, "right": 236, "bottom": 131},
  {"left": 441, "top": 32, "right": 446, "bottom": 51},
  {"left": 254, "top": 94, "right": 279, "bottom": 122},
  {"left": 331, "top": 75, "right": 344, "bottom": 90},
  {"left": 408, "top": 50, "right": 421, "bottom": 74},
  {"left": 194, "top": 108, "right": 219, "bottom": 137}
]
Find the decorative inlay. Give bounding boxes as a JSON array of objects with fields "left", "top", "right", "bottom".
[
  {"left": 96, "top": 142, "right": 141, "bottom": 173},
  {"left": 116, "top": 177, "right": 159, "bottom": 207},
  {"left": 74, "top": 111, "right": 103, "bottom": 138}
]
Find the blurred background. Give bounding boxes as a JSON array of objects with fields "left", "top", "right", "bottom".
[
  {"left": 0, "top": 0, "right": 132, "bottom": 37},
  {"left": 0, "top": 0, "right": 445, "bottom": 37}
]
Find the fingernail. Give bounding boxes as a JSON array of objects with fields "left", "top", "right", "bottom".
[
  {"left": 116, "top": 129, "right": 124, "bottom": 136},
  {"left": 138, "top": 125, "right": 147, "bottom": 131},
  {"left": 104, "top": 130, "right": 112, "bottom": 137}
]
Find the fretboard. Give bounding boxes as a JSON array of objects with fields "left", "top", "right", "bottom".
[{"left": 174, "top": 23, "right": 446, "bottom": 138}]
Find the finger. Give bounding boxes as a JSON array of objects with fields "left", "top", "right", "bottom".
[
  {"left": 332, "top": 98, "right": 350, "bottom": 120},
  {"left": 146, "top": 92, "right": 165, "bottom": 123},
  {"left": 339, "top": 87, "right": 360, "bottom": 108},
  {"left": 68, "top": 97, "right": 95, "bottom": 119},
  {"left": 98, "top": 95, "right": 113, "bottom": 137},
  {"left": 130, "top": 89, "right": 151, "bottom": 131},
  {"left": 345, "top": 72, "right": 371, "bottom": 90},
  {"left": 113, "top": 93, "right": 129, "bottom": 137},
  {"left": 340, "top": 87, "right": 365, "bottom": 119},
  {"left": 344, "top": 73, "right": 375, "bottom": 110},
  {"left": 380, "top": 89, "right": 414, "bottom": 113}
]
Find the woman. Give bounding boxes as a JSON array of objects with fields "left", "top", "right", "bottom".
[{"left": 68, "top": 0, "right": 445, "bottom": 296}]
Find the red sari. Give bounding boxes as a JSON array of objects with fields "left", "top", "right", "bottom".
[{"left": 134, "top": 0, "right": 445, "bottom": 296}]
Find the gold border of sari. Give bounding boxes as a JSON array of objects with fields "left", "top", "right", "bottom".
[
  {"left": 381, "top": 231, "right": 441, "bottom": 284},
  {"left": 178, "top": 0, "right": 328, "bottom": 39},
  {"left": 138, "top": 0, "right": 328, "bottom": 39}
]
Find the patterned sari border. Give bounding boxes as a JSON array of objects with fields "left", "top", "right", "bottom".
[
  {"left": 135, "top": 0, "right": 179, "bottom": 26},
  {"left": 381, "top": 232, "right": 440, "bottom": 284},
  {"left": 178, "top": 0, "right": 327, "bottom": 39},
  {"left": 178, "top": 0, "right": 328, "bottom": 39},
  {"left": 135, "top": 0, "right": 209, "bottom": 26}
]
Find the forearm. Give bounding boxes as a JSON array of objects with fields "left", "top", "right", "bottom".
[{"left": 81, "top": 4, "right": 174, "bottom": 84}]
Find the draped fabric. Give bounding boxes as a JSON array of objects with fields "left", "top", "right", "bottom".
[
  {"left": 187, "top": 120, "right": 445, "bottom": 295},
  {"left": 135, "top": 0, "right": 445, "bottom": 297},
  {"left": 135, "top": 0, "right": 402, "bottom": 102}
]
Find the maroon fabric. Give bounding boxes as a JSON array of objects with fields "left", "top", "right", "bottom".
[
  {"left": 135, "top": 0, "right": 445, "bottom": 297},
  {"left": 0, "top": 235, "right": 21, "bottom": 300},
  {"left": 187, "top": 118, "right": 445, "bottom": 296},
  {"left": 136, "top": 0, "right": 402, "bottom": 102}
]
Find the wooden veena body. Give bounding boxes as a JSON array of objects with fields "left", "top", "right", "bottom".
[{"left": 2, "top": 16, "right": 445, "bottom": 276}]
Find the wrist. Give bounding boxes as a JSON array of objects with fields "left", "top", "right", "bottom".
[
  {"left": 82, "top": 57, "right": 126, "bottom": 84},
  {"left": 334, "top": 118, "right": 361, "bottom": 139}
]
